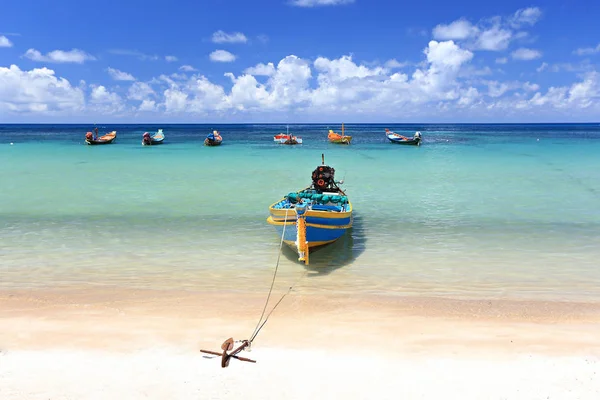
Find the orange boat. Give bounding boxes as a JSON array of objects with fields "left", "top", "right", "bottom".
[
  {"left": 328, "top": 123, "right": 352, "bottom": 144},
  {"left": 85, "top": 130, "right": 116, "bottom": 145}
]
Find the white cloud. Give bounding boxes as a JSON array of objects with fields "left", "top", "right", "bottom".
[
  {"left": 487, "top": 81, "right": 510, "bottom": 97},
  {"left": 128, "top": 82, "right": 155, "bottom": 101},
  {"left": 211, "top": 30, "right": 248, "bottom": 44},
  {"left": 4, "top": 29, "right": 599, "bottom": 121},
  {"left": 244, "top": 62, "right": 276, "bottom": 76},
  {"left": 434, "top": 7, "right": 542, "bottom": 53},
  {"left": 314, "top": 55, "right": 387, "bottom": 81},
  {"left": 210, "top": 50, "right": 236, "bottom": 62},
  {"left": 432, "top": 19, "right": 478, "bottom": 40},
  {"left": 138, "top": 99, "right": 157, "bottom": 112},
  {"left": 495, "top": 57, "right": 508, "bottom": 64},
  {"left": 89, "top": 84, "right": 126, "bottom": 114},
  {"left": 384, "top": 59, "right": 409, "bottom": 69},
  {"left": 526, "top": 73, "right": 598, "bottom": 110},
  {"left": 0, "top": 64, "right": 85, "bottom": 113},
  {"left": 511, "top": 7, "right": 542, "bottom": 27},
  {"left": 0, "top": 35, "right": 13, "bottom": 48},
  {"left": 163, "top": 75, "right": 228, "bottom": 113},
  {"left": 457, "top": 87, "right": 480, "bottom": 106},
  {"left": 425, "top": 40, "right": 473, "bottom": 69},
  {"left": 289, "top": 0, "right": 354, "bottom": 6},
  {"left": 24, "top": 48, "right": 96, "bottom": 64},
  {"left": 511, "top": 48, "right": 542, "bottom": 60},
  {"left": 537, "top": 62, "right": 548, "bottom": 72},
  {"left": 179, "top": 65, "right": 197, "bottom": 72},
  {"left": 523, "top": 82, "right": 539, "bottom": 91},
  {"left": 476, "top": 26, "right": 512, "bottom": 51},
  {"left": 165, "top": 55, "right": 178, "bottom": 62},
  {"left": 574, "top": 44, "right": 600, "bottom": 56},
  {"left": 107, "top": 67, "right": 136, "bottom": 81}
]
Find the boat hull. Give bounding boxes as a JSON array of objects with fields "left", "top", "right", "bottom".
[
  {"left": 142, "top": 137, "right": 164, "bottom": 146},
  {"left": 386, "top": 135, "right": 421, "bottom": 146},
  {"left": 204, "top": 138, "right": 222, "bottom": 146},
  {"left": 267, "top": 201, "right": 353, "bottom": 256},
  {"left": 275, "top": 135, "right": 303, "bottom": 144},
  {"left": 86, "top": 131, "right": 116, "bottom": 145},
  {"left": 328, "top": 133, "right": 352, "bottom": 144},
  {"left": 329, "top": 137, "right": 352, "bottom": 144}
]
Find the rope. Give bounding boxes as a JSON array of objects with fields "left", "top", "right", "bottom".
[
  {"left": 248, "top": 206, "right": 290, "bottom": 343},
  {"left": 249, "top": 270, "right": 307, "bottom": 343}
]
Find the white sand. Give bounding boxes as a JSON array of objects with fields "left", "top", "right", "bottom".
[
  {"left": 2, "top": 289, "right": 600, "bottom": 399},
  {"left": 1, "top": 347, "right": 599, "bottom": 400}
]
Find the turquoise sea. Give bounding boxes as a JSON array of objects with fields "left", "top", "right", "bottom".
[{"left": 1, "top": 124, "right": 599, "bottom": 301}]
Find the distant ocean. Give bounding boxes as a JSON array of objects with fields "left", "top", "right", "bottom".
[{"left": 1, "top": 123, "right": 599, "bottom": 302}]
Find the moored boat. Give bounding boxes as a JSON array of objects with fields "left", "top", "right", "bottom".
[
  {"left": 279, "top": 136, "right": 303, "bottom": 145},
  {"left": 385, "top": 129, "right": 422, "bottom": 146},
  {"left": 85, "top": 130, "right": 116, "bottom": 145},
  {"left": 142, "top": 129, "right": 165, "bottom": 145},
  {"left": 275, "top": 126, "right": 303, "bottom": 144},
  {"left": 266, "top": 154, "right": 352, "bottom": 265},
  {"left": 328, "top": 123, "right": 352, "bottom": 144},
  {"left": 204, "top": 130, "right": 223, "bottom": 146}
]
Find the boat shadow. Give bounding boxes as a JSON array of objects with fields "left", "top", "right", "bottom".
[{"left": 280, "top": 214, "right": 367, "bottom": 276}]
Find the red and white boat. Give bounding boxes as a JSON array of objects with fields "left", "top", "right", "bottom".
[{"left": 274, "top": 126, "right": 303, "bottom": 144}]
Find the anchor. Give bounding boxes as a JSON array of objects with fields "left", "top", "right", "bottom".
[{"left": 200, "top": 338, "right": 256, "bottom": 368}]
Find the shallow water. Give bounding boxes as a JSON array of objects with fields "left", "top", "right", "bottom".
[{"left": 1, "top": 123, "right": 599, "bottom": 301}]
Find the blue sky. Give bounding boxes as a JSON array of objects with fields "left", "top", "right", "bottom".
[{"left": 1, "top": 0, "right": 599, "bottom": 122}]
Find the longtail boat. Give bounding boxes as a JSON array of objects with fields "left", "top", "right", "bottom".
[
  {"left": 204, "top": 130, "right": 223, "bottom": 146},
  {"left": 142, "top": 129, "right": 165, "bottom": 146},
  {"left": 85, "top": 130, "right": 116, "bottom": 145},
  {"left": 385, "top": 129, "right": 422, "bottom": 146},
  {"left": 328, "top": 123, "right": 352, "bottom": 144},
  {"left": 267, "top": 154, "right": 352, "bottom": 265},
  {"left": 275, "top": 126, "right": 303, "bottom": 144}
]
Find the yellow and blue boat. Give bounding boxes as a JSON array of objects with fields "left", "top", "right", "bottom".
[{"left": 266, "top": 155, "right": 352, "bottom": 265}]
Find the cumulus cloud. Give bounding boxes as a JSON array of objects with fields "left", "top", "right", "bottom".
[
  {"left": 107, "top": 67, "right": 136, "bottom": 81},
  {"left": 0, "top": 35, "right": 13, "bottom": 48},
  {"left": 289, "top": 0, "right": 354, "bottom": 6},
  {"left": 211, "top": 30, "right": 248, "bottom": 44},
  {"left": 163, "top": 75, "right": 228, "bottom": 113},
  {"left": 24, "top": 48, "right": 96, "bottom": 64},
  {"left": 496, "top": 57, "right": 508, "bottom": 64},
  {"left": 3, "top": 31, "right": 599, "bottom": 121},
  {"left": 89, "top": 84, "right": 125, "bottom": 114},
  {"left": 432, "top": 19, "right": 478, "bottom": 40},
  {"left": 138, "top": 99, "right": 157, "bottom": 112},
  {"left": 210, "top": 50, "right": 236, "bottom": 62},
  {"left": 128, "top": 82, "right": 155, "bottom": 101},
  {"left": 0, "top": 65, "right": 85, "bottom": 113},
  {"left": 244, "top": 62, "right": 276, "bottom": 76},
  {"left": 476, "top": 25, "right": 513, "bottom": 51},
  {"left": 165, "top": 55, "right": 178, "bottom": 62},
  {"left": 511, "top": 48, "right": 542, "bottom": 60},
  {"left": 433, "top": 7, "right": 543, "bottom": 53}
]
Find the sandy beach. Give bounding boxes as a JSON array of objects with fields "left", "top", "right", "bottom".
[{"left": 1, "top": 287, "right": 599, "bottom": 399}]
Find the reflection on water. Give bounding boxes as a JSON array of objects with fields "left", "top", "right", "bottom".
[{"left": 277, "top": 214, "right": 366, "bottom": 274}]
